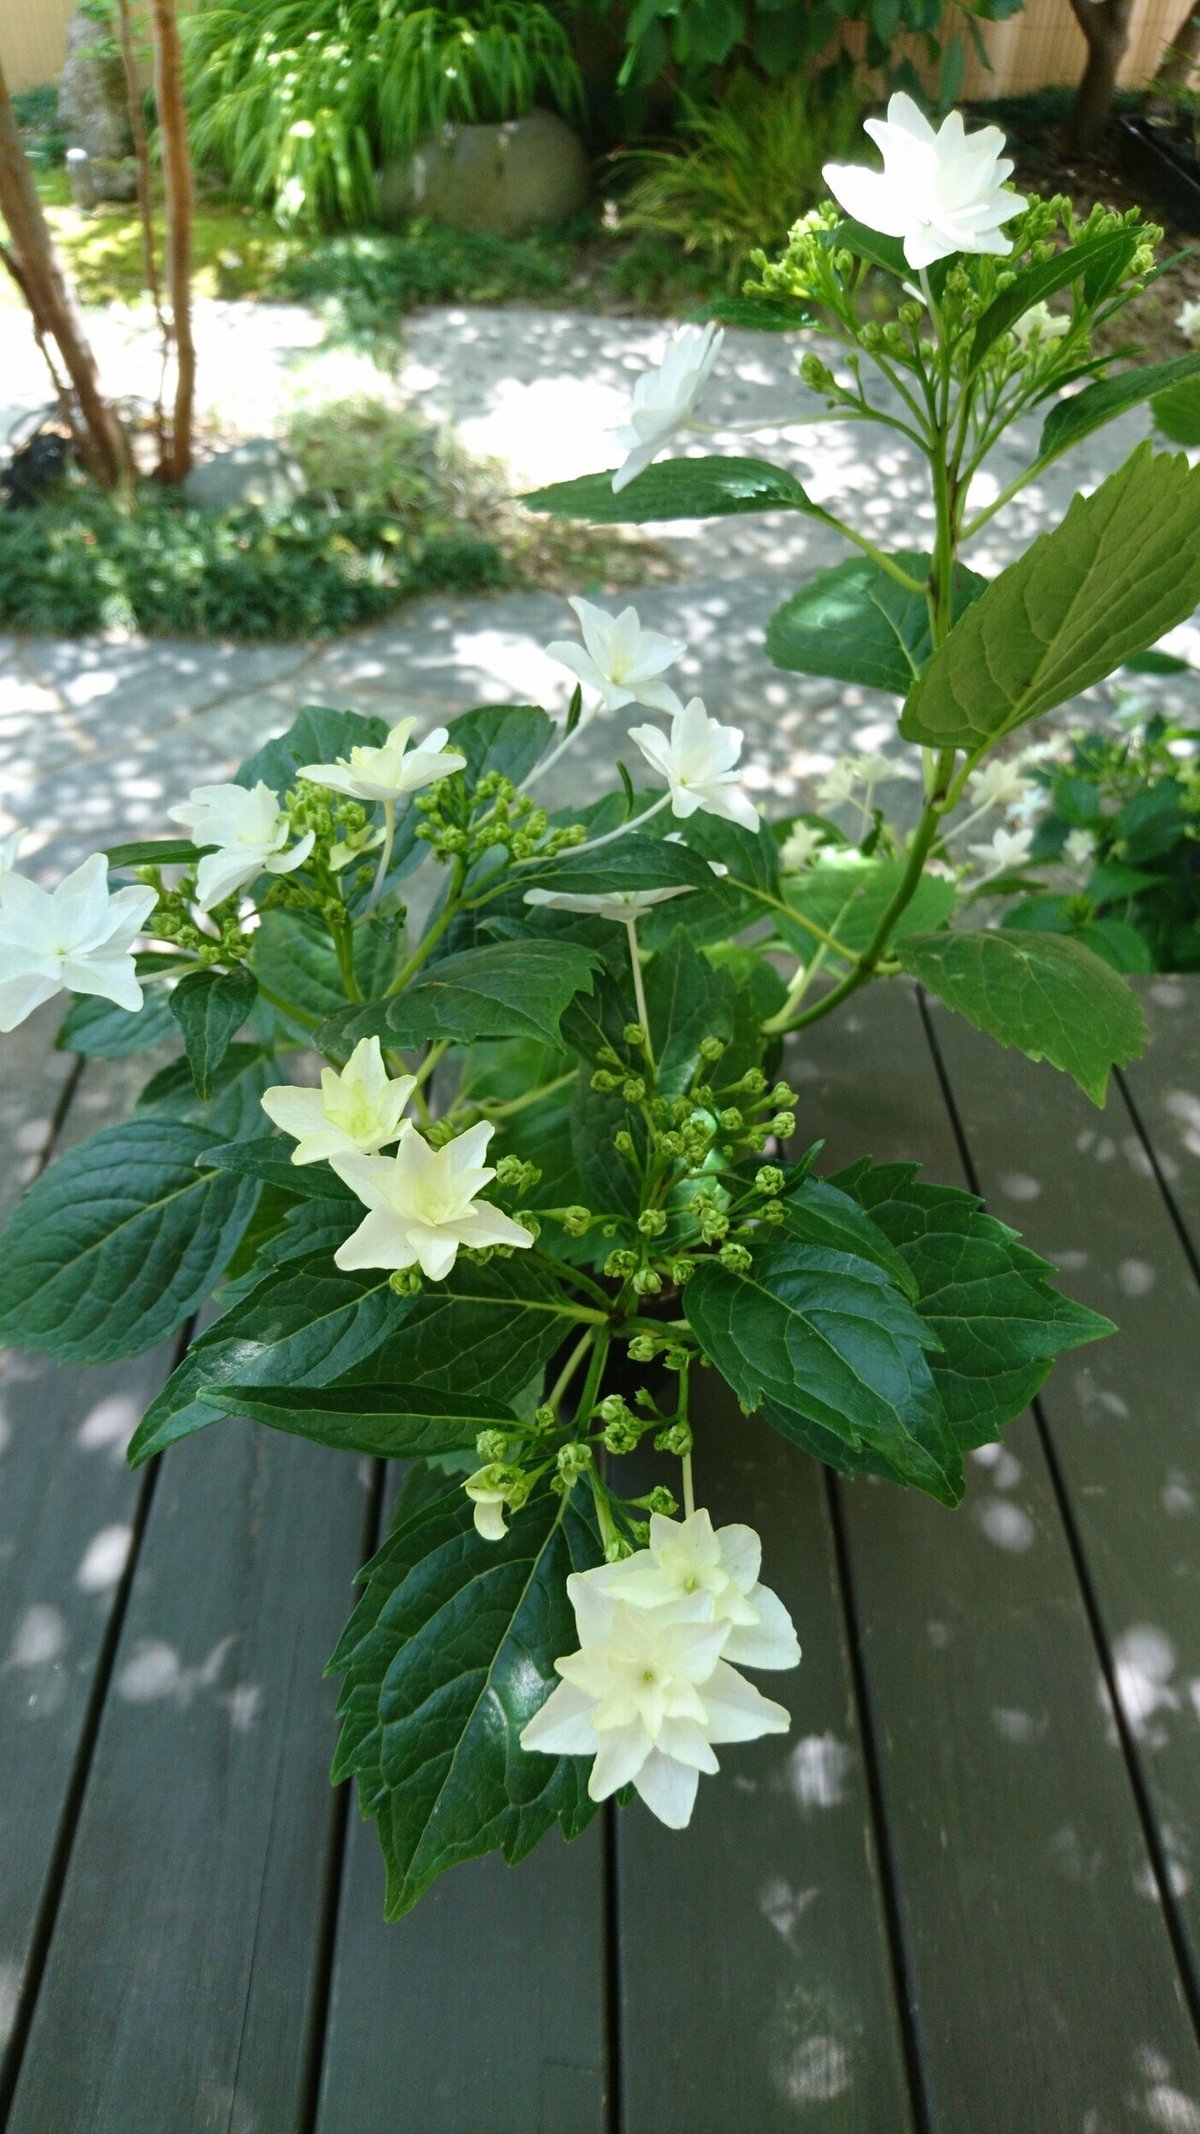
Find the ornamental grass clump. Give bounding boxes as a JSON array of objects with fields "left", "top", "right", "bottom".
[{"left": 2, "top": 99, "right": 1199, "bottom": 1917}]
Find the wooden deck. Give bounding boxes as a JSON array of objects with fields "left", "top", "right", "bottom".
[{"left": 1, "top": 977, "right": 1199, "bottom": 2134}]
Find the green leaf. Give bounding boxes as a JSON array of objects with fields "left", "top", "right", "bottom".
[
  {"left": 968, "top": 231, "right": 1138, "bottom": 365},
  {"left": 169, "top": 965, "right": 258, "bottom": 1100},
  {"left": 137, "top": 1044, "right": 275, "bottom": 1140},
  {"left": 128, "top": 1254, "right": 398, "bottom": 1463},
  {"left": 685, "top": 1239, "right": 963, "bottom": 1505},
  {"left": 1153, "top": 374, "right": 1200, "bottom": 447},
  {"left": 897, "top": 928, "right": 1146, "bottom": 1104},
  {"left": 688, "top": 295, "right": 815, "bottom": 331},
  {"left": 56, "top": 986, "right": 178, "bottom": 1059},
  {"left": 515, "top": 831, "right": 731, "bottom": 902},
  {"left": 779, "top": 857, "right": 957, "bottom": 962},
  {"left": 104, "top": 837, "right": 210, "bottom": 869},
  {"left": 197, "top": 1133, "right": 357, "bottom": 1200},
  {"left": 767, "top": 553, "right": 986, "bottom": 694},
  {"left": 900, "top": 446, "right": 1200, "bottom": 750},
  {"left": 522, "top": 456, "right": 823, "bottom": 525},
  {"left": 235, "top": 703, "right": 388, "bottom": 791},
  {"left": 1039, "top": 352, "right": 1200, "bottom": 462},
  {"left": 0, "top": 1119, "right": 258, "bottom": 1365},
  {"left": 778, "top": 1174, "right": 919, "bottom": 1300},
  {"left": 828, "top": 1158, "right": 1113, "bottom": 1449},
  {"left": 1122, "top": 647, "right": 1191, "bottom": 675},
  {"left": 330, "top": 1487, "right": 602, "bottom": 1917},
  {"left": 321, "top": 940, "right": 599, "bottom": 1051},
  {"left": 212, "top": 1383, "right": 519, "bottom": 1458},
  {"left": 833, "top": 218, "right": 907, "bottom": 277},
  {"left": 443, "top": 702, "right": 553, "bottom": 787}
]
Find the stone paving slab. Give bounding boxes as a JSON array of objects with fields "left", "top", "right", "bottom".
[{"left": 2, "top": 300, "right": 1198, "bottom": 875}]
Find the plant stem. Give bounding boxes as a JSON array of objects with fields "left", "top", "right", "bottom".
[
  {"left": 547, "top": 1329, "right": 594, "bottom": 1412},
  {"left": 384, "top": 857, "right": 466, "bottom": 996},
  {"left": 477, "top": 1070, "right": 576, "bottom": 1119},
  {"left": 681, "top": 1451, "right": 696, "bottom": 1519},
  {"left": 330, "top": 915, "right": 362, "bottom": 1003},
  {"left": 625, "top": 916, "right": 655, "bottom": 1072},
  {"left": 364, "top": 798, "right": 395, "bottom": 917},
  {"left": 574, "top": 1326, "right": 612, "bottom": 1425},
  {"left": 566, "top": 791, "right": 672, "bottom": 855},
  {"left": 531, "top": 1249, "right": 611, "bottom": 1312}
]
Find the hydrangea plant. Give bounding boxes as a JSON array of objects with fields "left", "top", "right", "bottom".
[{"left": 3, "top": 100, "right": 1200, "bottom": 1916}]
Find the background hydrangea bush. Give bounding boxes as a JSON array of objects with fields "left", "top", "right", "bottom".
[{"left": 2, "top": 100, "right": 1199, "bottom": 1918}]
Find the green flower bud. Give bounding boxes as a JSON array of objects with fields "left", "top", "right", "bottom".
[
  {"left": 654, "top": 1420, "right": 694, "bottom": 1457},
  {"left": 627, "top": 1334, "right": 657, "bottom": 1363},
  {"left": 602, "top": 1414, "right": 643, "bottom": 1455},
  {"left": 718, "top": 1107, "right": 743, "bottom": 1131},
  {"left": 604, "top": 1535, "right": 634, "bottom": 1563},
  {"left": 759, "top": 1199, "right": 786, "bottom": 1225},
  {"left": 698, "top": 1035, "right": 726, "bottom": 1061},
  {"left": 771, "top": 1112, "right": 796, "bottom": 1137},
  {"left": 556, "top": 1441, "right": 592, "bottom": 1480},
  {"left": 560, "top": 1205, "right": 592, "bottom": 1237},
  {"left": 737, "top": 1069, "right": 768, "bottom": 1096},
  {"left": 769, "top": 1083, "right": 795, "bottom": 1106},
  {"left": 755, "top": 1165, "right": 785, "bottom": 1195},
  {"left": 388, "top": 1268, "right": 424, "bottom": 1295},
  {"left": 645, "top": 1486, "right": 678, "bottom": 1517},
  {"left": 475, "top": 1428, "right": 510, "bottom": 1463},
  {"left": 632, "top": 1267, "right": 663, "bottom": 1296},
  {"left": 591, "top": 1068, "right": 620, "bottom": 1093},
  {"left": 613, "top": 1130, "right": 636, "bottom": 1158},
  {"left": 622, "top": 1076, "right": 646, "bottom": 1104},
  {"left": 637, "top": 1208, "right": 668, "bottom": 1238},
  {"left": 604, "top": 1248, "right": 638, "bottom": 1278},
  {"left": 623, "top": 1022, "right": 646, "bottom": 1048},
  {"left": 533, "top": 1404, "right": 557, "bottom": 1431},
  {"left": 718, "top": 1241, "right": 753, "bottom": 1273}
]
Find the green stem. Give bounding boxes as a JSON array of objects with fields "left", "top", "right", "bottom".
[
  {"left": 625, "top": 916, "right": 655, "bottom": 1073},
  {"left": 547, "top": 1329, "right": 594, "bottom": 1412},
  {"left": 530, "top": 1249, "right": 611, "bottom": 1312},
  {"left": 727, "top": 878, "right": 861, "bottom": 963},
  {"left": 477, "top": 1070, "right": 576, "bottom": 1119},
  {"left": 817, "top": 512, "right": 927, "bottom": 593},
  {"left": 384, "top": 858, "right": 467, "bottom": 996},
  {"left": 574, "top": 1326, "right": 612, "bottom": 1425},
  {"left": 363, "top": 798, "right": 395, "bottom": 918},
  {"left": 330, "top": 915, "right": 362, "bottom": 1004}
]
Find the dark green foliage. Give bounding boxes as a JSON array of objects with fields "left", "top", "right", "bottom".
[
  {"left": 330, "top": 1486, "right": 602, "bottom": 1918},
  {"left": 0, "top": 487, "right": 504, "bottom": 641}
]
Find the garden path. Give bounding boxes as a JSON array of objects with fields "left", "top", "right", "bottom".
[{"left": 1, "top": 298, "right": 1195, "bottom": 874}]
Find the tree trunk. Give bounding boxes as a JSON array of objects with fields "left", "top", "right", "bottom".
[
  {"left": 148, "top": 0, "right": 195, "bottom": 484},
  {"left": 1155, "top": 1, "right": 1200, "bottom": 90},
  {"left": 1066, "top": 0, "right": 1136, "bottom": 152},
  {"left": 0, "top": 54, "right": 128, "bottom": 488}
]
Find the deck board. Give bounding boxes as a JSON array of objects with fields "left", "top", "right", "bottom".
[
  {"left": 1119, "top": 978, "right": 1200, "bottom": 1272},
  {"left": 924, "top": 990, "right": 1200, "bottom": 2041},
  {"left": 0, "top": 1033, "right": 170, "bottom": 2110},
  {"left": 614, "top": 1380, "right": 917, "bottom": 2134},
  {"left": 313, "top": 1471, "right": 611, "bottom": 2134},
  {"left": 797, "top": 982, "right": 1200, "bottom": 2130}
]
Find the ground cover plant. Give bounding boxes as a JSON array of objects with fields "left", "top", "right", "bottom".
[{"left": 3, "top": 98, "right": 1200, "bottom": 1918}]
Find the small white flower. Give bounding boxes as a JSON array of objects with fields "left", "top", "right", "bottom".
[
  {"left": 585, "top": 1510, "right": 801, "bottom": 1671},
  {"left": 464, "top": 1466, "right": 516, "bottom": 1542},
  {"left": 546, "top": 597, "right": 685, "bottom": 716},
  {"left": 814, "top": 753, "right": 895, "bottom": 810},
  {"left": 1064, "top": 828, "right": 1096, "bottom": 867},
  {"left": 823, "top": 93, "right": 1027, "bottom": 271},
  {"left": 520, "top": 1587, "right": 790, "bottom": 1828},
  {"left": 1177, "top": 299, "right": 1200, "bottom": 346},
  {"left": 964, "top": 760, "right": 1031, "bottom": 813},
  {"left": 628, "top": 698, "right": 759, "bottom": 832},
  {"left": 779, "top": 822, "right": 824, "bottom": 873},
  {"left": 1012, "top": 301, "right": 1070, "bottom": 350},
  {"left": 1006, "top": 786, "right": 1045, "bottom": 828},
  {"left": 260, "top": 1036, "right": 416, "bottom": 1165},
  {"left": 524, "top": 884, "right": 695, "bottom": 923},
  {"left": 332, "top": 1120, "right": 535, "bottom": 1283},
  {"left": 0, "top": 853, "right": 157, "bottom": 1033},
  {"left": 299, "top": 717, "right": 466, "bottom": 805},
  {"left": 612, "top": 324, "right": 723, "bottom": 494},
  {"left": 168, "top": 781, "right": 315, "bottom": 912},
  {"left": 968, "top": 824, "right": 1034, "bottom": 878}
]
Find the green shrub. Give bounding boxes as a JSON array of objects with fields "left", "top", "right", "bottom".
[
  {"left": 278, "top": 224, "right": 571, "bottom": 349},
  {"left": 184, "top": 0, "right": 585, "bottom": 227},
  {"left": 0, "top": 486, "right": 504, "bottom": 640},
  {"left": 614, "top": 67, "right": 865, "bottom": 275}
]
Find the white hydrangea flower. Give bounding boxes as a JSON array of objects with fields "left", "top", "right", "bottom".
[
  {"left": 628, "top": 698, "right": 759, "bottom": 832},
  {"left": 299, "top": 717, "right": 466, "bottom": 805},
  {"left": 1012, "top": 301, "right": 1070, "bottom": 349},
  {"left": 1176, "top": 299, "right": 1200, "bottom": 346},
  {"left": 585, "top": 1510, "right": 801, "bottom": 1671},
  {"left": 964, "top": 760, "right": 1031, "bottom": 813},
  {"left": 463, "top": 1467, "right": 516, "bottom": 1542},
  {"left": 1064, "top": 827, "right": 1097, "bottom": 867},
  {"left": 260, "top": 1036, "right": 416, "bottom": 1165},
  {"left": 524, "top": 884, "right": 696, "bottom": 923},
  {"left": 823, "top": 93, "right": 1027, "bottom": 271},
  {"left": 520, "top": 1585, "right": 790, "bottom": 1828},
  {"left": 815, "top": 752, "right": 895, "bottom": 811},
  {"left": 546, "top": 597, "right": 685, "bottom": 716},
  {"left": 779, "top": 822, "right": 824, "bottom": 873},
  {"left": 0, "top": 852, "right": 157, "bottom": 1034},
  {"left": 968, "top": 824, "right": 1034, "bottom": 879},
  {"left": 612, "top": 324, "right": 723, "bottom": 493},
  {"left": 332, "top": 1120, "right": 534, "bottom": 1282},
  {"left": 168, "top": 781, "right": 315, "bottom": 912}
]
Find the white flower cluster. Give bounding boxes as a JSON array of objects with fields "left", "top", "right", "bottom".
[
  {"left": 262, "top": 1035, "right": 533, "bottom": 1282},
  {"left": 823, "top": 92, "right": 1027, "bottom": 271},
  {"left": 520, "top": 1509, "right": 800, "bottom": 1828}
]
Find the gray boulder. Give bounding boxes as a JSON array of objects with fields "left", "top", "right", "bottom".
[
  {"left": 183, "top": 440, "right": 308, "bottom": 515},
  {"left": 379, "top": 108, "right": 590, "bottom": 239},
  {"left": 58, "top": 8, "right": 136, "bottom": 203}
]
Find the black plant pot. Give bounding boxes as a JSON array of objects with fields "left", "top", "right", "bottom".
[{"left": 1117, "top": 113, "right": 1200, "bottom": 235}]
